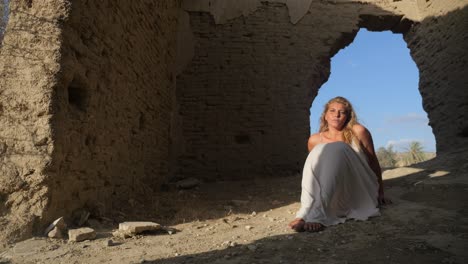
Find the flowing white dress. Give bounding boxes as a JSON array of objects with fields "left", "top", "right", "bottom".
[{"left": 295, "top": 140, "right": 380, "bottom": 226}]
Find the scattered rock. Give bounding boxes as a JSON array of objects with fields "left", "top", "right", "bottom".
[
  {"left": 118, "top": 221, "right": 161, "bottom": 236},
  {"left": 68, "top": 227, "right": 96, "bottom": 242},
  {"left": 245, "top": 225, "right": 253, "bottom": 230},
  {"left": 105, "top": 239, "right": 115, "bottom": 247},
  {"left": 47, "top": 227, "right": 64, "bottom": 239},
  {"left": 44, "top": 217, "right": 67, "bottom": 237},
  {"left": 176, "top": 178, "right": 200, "bottom": 189}
]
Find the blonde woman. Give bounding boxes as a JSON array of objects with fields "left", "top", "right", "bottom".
[{"left": 288, "top": 96, "right": 391, "bottom": 232}]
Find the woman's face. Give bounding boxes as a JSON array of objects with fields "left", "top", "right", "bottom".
[{"left": 325, "top": 102, "right": 348, "bottom": 130}]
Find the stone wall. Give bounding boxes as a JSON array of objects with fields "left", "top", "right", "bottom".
[
  {"left": 0, "top": 0, "right": 180, "bottom": 245},
  {"left": 406, "top": 1, "right": 468, "bottom": 152},
  {"left": 174, "top": 0, "right": 467, "bottom": 182},
  {"left": 0, "top": 0, "right": 67, "bottom": 245},
  {"left": 174, "top": 0, "right": 420, "bottom": 181},
  {"left": 46, "top": 0, "right": 180, "bottom": 225}
]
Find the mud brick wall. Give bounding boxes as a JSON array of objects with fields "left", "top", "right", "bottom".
[
  {"left": 0, "top": 0, "right": 68, "bottom": 245},
  {"left": 175, "top": 1, "right": 401, "bottom": 181},
  {"left": 48, "top": 0, "right": 180, "bottom": 221},
  {"left": 0, "top": 0, "right": 180, "bottom": 244},
  {"left": 406, "top": 1, "right": 468, "bottom": 153}
]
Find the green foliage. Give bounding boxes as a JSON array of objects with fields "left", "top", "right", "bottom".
[
  {"left": 377, "top": 141, "right": 433, "bottom": 168},
  {"left": 401, "top": 141, "right": 426, "bottom": 166},
  {"left": 376, "top": 145, "right": 397, "bottom": 168}
]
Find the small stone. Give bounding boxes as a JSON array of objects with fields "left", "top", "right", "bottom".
[
  {"left": 105, "top": 239, "right": 114, "bottom": 247},
  {"left": 251, "top": 211, "right": 257, "bottom": 216},
  {"left": 245, "top": 225, "right": 253, "bottom": 230},
  {"left": 44, "top": 217, "right": 67, "bottom": 236},
  {"left": 230, "top": 241, "right": 237, "bottom": 247},
  {"left": 47, "top": 227, "right": 64, "bottom": 239},
  {"left": 68, "top": 227, "right": 96, "bottom": 242}
]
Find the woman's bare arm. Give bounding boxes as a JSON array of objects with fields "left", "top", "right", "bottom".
[
  {"left": 307, "top": 133, "right": 321, "bottom": 152},
  {"left": 353, "top": 124, "right": 390, "bottom": 205}
]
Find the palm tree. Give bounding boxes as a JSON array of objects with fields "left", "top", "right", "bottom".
[
  {"left": 402, "top": 141, "right": 426, "bottom": 166},
  {"left": 376, "top": 145, "right": 397, "bottom": 168}
]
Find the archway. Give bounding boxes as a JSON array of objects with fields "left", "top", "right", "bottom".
[{"left": 309, "top": 29, "right": 436, "bottom": 157}]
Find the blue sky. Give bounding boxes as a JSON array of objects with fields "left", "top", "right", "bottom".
[{"left": 309, "top": 29, "right": 436, "bottom": 152}]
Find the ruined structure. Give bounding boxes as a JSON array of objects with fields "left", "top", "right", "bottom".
[{"left": 0, "top": 0, "right": 466, "bottom": 245}]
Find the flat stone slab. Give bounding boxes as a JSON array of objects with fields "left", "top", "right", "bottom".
[
  {"left": 118, "top": 221, "right": 161, "bottom": 235},
  {"left": 68, "top": 227, "right": 96, "bottom": 242}
]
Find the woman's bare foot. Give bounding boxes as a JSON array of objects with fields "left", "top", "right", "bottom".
[
  {"left": 288, "top": 218, "right": 305, "bottom": 232},
  {"left": 303, "top": 222, "right": 324, "bottom": 232}
]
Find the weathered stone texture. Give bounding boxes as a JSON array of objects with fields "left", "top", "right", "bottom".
[
  {"left": 174, "top": 1, "right": 414, "bottom": 180},
  {"left": 0, "top": 0, "right": 68, "bottom": 246},
  {"left": 45, "top": 0, "right": 180, "bottom": 222},
  {"left": 405, "top": 1, "right": 468, "bottom": 152},
  {"left": 0, "top": 0, "right": 180, "bottom": 245}
]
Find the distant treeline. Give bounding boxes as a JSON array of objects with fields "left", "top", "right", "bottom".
[{"left": 376, "top": 141, "right": 435, "bottom": 168}]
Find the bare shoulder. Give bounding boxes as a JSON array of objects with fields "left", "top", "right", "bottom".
[
  {"left": 352, "top": 124, "right": 371, "bottom": 138},
  {"left": 307, "top": 133, "right": 321, "bottom": 151},
  {"left": 352, "top": 124, "right": 375, "bottom": 151}
]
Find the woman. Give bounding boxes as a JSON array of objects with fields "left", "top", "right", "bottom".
[{"left": 288, "top": 96, "right": 390, "bottom": 232}]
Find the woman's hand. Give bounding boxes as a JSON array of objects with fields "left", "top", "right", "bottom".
[{"left": 378, "top": 189, "right": 392, "bottom": 206}]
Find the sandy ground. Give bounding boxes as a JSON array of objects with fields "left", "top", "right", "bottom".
[{"left": 1, "top": 154, "right": 467, "bottom": 264}]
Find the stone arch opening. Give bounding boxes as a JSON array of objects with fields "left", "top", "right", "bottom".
[
  {"left": 175, "top": 2, "right": 425, "bottom": 182},
  {"left": 309, "top": 28, "right": 436, "bottom": 155},
  {"left": 175, "top": 1, "right": 467, "bottom": 184}
]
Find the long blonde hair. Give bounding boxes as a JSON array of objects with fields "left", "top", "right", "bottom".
[{"left": 319, "top": 96, "right": 358, "bottom": 145}]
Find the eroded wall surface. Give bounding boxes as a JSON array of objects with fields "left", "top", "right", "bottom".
[
  {"left": 174, "top": 0, "right": 467, "bottom": 182},
  {"left": 0, "top": 0, "right": 180, "bottom": 245},
  {"left": 406, "top": 0, "right": 468, "bottom": 152},
  {"left": 0, "top": 0, "right": 67, "bottom": 245},
  {"left": 46, "top": 0, "right": 180, "bottom": 225},
  {"left": 174, "top": 0, "right": 417, "bottom": 181}
]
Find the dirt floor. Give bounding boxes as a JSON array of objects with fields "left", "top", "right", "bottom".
[{"left": 1, "top": 153, "right": 467, "bottom": 264}]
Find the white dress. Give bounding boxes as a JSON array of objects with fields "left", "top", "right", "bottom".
[{"left": 295, "top": 140, "right": 380, "bottom": 226}]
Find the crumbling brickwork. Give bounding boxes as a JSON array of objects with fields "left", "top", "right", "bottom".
[{"left": 405, "top": 1, "right": 468, "bottom": 152}]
